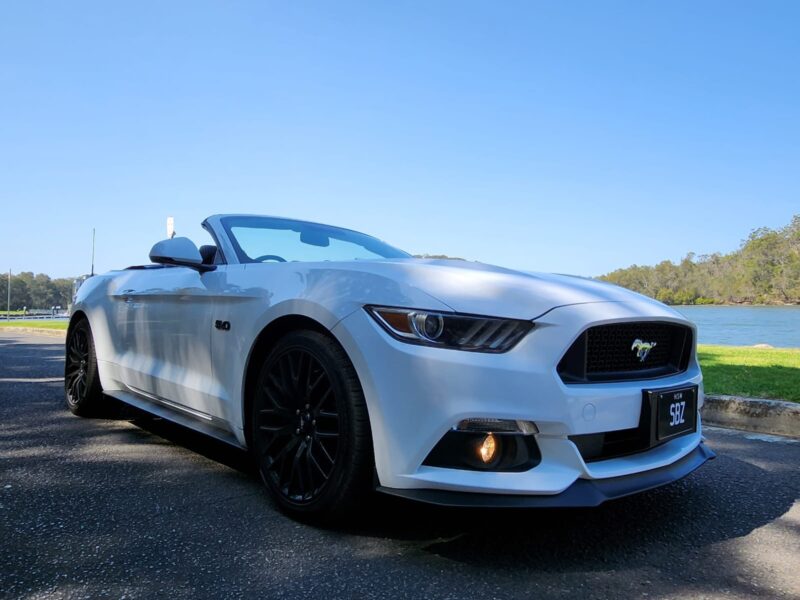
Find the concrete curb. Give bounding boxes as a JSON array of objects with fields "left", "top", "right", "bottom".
[
  {"left": 0, "top": 327, "right": 67, "bottom": 338},
  {"left": 702, "top": 394, "right": 799, "bottom": 438}
]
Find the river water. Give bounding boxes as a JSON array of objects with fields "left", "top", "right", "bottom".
[{"left": 674, "top": 305, "right": 800, "bottom": 348}]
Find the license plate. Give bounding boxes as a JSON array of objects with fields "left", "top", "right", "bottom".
[{"left": 651, "top": 386, "right": 698, "bottom": 441}]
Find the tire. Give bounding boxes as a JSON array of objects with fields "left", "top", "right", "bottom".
[
  {"left": 65, "top": 318, "right": 105, "bottom": 417},
  {"left": 250, "top": 330, "right": 373, "bottom": 519}
]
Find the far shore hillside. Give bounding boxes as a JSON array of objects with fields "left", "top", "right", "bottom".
[{"left": 599, "top": 215, "right": 799, "bottom": 306}]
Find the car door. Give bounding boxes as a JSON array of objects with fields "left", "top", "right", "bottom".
[{"left": 112, "top": 265, "right": 226, "bottom": 419}]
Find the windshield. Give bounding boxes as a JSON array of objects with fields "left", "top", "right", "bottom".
[{"left": 221, "top": 216, "right": 411, "bottom": 263}]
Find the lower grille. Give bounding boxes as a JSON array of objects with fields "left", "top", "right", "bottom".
[
  {"left": 570, "top": 388, "right": 697, "bottom": 462},
  {"left": 558, "top": 321, "right": 692, "bottom": 383},
  {"left": 570, "top": 392, "right": 653, "bottom": 462},
  {"left": 570, "top": 425, "right": 651, "bottom": 463}
]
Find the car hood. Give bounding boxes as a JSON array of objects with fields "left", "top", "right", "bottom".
[{"left": 327, "top": 258, "right": 680, "bottom": 321}]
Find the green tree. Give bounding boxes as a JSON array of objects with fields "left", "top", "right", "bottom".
[
  {"left": 0, "top": 272, "right": 76, "bottom": 311},
  {"left": 599, "top": 214, "right": 800, "bottom": 305}
]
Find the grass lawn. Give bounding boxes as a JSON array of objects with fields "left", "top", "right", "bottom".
[
  {"left": 698, "top": 344, "right": 800, "bottom": 403},
  {"left": 0, "top": 320, "right": 68, "bottom": 330}
]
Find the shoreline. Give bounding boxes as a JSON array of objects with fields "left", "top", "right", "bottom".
[
  {"left": 672, "top": 303, "right": 800, "bottom": 308},
  {"left": 698, "top": 342, "right": 800, "bottom": 350}
]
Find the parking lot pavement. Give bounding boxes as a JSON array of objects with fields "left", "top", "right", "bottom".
[{"left": 1, "top": 331, "right": 798, "bottom": 600}]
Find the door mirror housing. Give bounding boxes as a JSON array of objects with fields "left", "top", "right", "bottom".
[{"left": 149, "top": 237, "right": 216, "bottom": 272}]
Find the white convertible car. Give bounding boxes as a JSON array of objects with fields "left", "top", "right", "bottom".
[{"left": 67, "top": 214, "right": 714, "bottom": 517}]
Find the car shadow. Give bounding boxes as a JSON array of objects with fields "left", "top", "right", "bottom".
[
  {"left": 124, "top": 411, "right": 798, "bottom": 575},
  {"left": 120, "top": 405, "right": 257, "bottom": 477}
]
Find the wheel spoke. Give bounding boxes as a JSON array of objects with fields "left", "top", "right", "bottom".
[
  {"left": 65, "top": 374, "right": 78, "bottom": 393},
  {"left": 266, "top": 372, "right": 290, "bottom": 404},
  {"left": 258, "top": 423, "right": 295, "bottom": 436},
  {"left": 258, "top": 405, "right": 292, "bottom": 420},
  {"left": 267, "top": 435, "right": 301, "bottom": 469},
  {"left": 264, "top": 389, "right": 289, "bottom": 414},
  {"left": 312, "top": 387, "right": 333, "bottom": 412},
  {"left": 308, "top": 444, "right": 330, "bottom": 480},
  {"left": 68, "top": 374, "right": 80, "bottom": 398},
  {"left": 315, "top": 438, "right": 335, "bottom": 466},
  {"left": 279, "top": 356, "right": 296, "bottom": 398},
  {"left": 275, "top": 438, "right": 298, "bottom": 489},
  {"left": 290, "top": 440, "right": 306, "bottom": 498},
  {"left": 259, "top": 432, "right": 286, "bottom": 457},
  {"left": 303, "top": 445, "right": 316, "bottom": 492},
  {"left": 306, "top": 369, "right": 323, "bottom": 395},
  {"left": 286, "top": 354, "right": 299, "bottom": 392},
  {"left": 74, "top": 377, "right": 85, "bottom": 401},
  {"left": 296, "top": 352, "right": 309, "bottom": 395}
]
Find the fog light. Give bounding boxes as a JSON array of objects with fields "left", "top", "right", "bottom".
[
  {"left": 423, "top": 430, "right": 541, "bottom": 472},
  {"left": 478, "top": 433, "right": 498, "bottom": 463}
]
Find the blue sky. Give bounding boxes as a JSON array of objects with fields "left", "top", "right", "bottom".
[{"left": 1, "top": 1, "right": 797, "bottom": 278}]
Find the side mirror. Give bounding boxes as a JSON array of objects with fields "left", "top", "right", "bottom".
[{"left": 149, "top": 237, "right": 216, "bottom": 272}]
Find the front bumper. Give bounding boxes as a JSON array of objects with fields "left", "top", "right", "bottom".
[
  {"left": 377, "top": 442, "right": 715, "bottom": 507},
  {"left": 333, "top": 300, "right": 707, "bottom": 497}
]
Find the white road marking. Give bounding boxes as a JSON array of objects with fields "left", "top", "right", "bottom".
[{"left": 0, "top": 377, "right": 63, "bottom": 383}]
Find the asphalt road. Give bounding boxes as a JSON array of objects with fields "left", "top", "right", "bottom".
[{"left": 1, "top": 332, "right": 798, "bottom": 600}]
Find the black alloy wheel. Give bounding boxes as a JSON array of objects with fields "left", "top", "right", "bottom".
[
  {"left": 65, "top": 318, "right": 104, "bottom": 416},
  {"left": 257, "top": 347, "right": 339, "bottom": 501},
  {"left": 252, "top": 330, "right": 372, "bottom": 517}
]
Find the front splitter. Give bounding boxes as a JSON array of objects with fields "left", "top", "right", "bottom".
[{"left": 377, "top": 442, "right": 716, "bottom": 508}]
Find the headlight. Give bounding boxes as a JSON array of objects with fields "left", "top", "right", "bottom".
[{"left": 365, "top": 306, "right": 533, "bottom": 352}]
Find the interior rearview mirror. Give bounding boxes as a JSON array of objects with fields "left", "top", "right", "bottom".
[
  {"left": 149, "top": 237, "right": 215, "bottom": 272},
  {"left": 300, "top": 230, "right": 330, "bottom": 247}
]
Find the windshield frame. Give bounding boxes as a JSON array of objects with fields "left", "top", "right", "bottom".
[{"left": 219, "top": 215, "right": 411, "bottom": 264}]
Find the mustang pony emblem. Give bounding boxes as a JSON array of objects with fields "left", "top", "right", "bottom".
[{"left": 631, "top": 338, "right": 657, "bottom": 362}]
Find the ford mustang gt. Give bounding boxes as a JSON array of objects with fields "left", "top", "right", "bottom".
[{"left": 66, "top": 214, "right": 714, "bottom": 517}]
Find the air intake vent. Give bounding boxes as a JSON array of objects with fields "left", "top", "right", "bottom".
[{"left": 557, "top": 322, "right": 692, "bottom": 383}]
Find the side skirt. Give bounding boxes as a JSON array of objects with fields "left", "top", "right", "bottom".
[{"left": 104, "top": 388, "right": 245, "bottom": 450}]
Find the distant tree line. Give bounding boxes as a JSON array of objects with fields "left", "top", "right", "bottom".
[
  {"left": 600, "top": 215, "right": 800, "bottom": 305},
  {"left": 414, "top": 254, "right": 466, "bottom": 260},
  {"left": 0, "top": 272, "right": 75, "bottom": 310}
]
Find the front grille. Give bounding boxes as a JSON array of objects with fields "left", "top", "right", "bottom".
[
  {"left": 587, "top": 323, "right": 678, "bottom": 373},
  {"left": 558, "top": 321, "right": 692, "bottom": 383}
]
